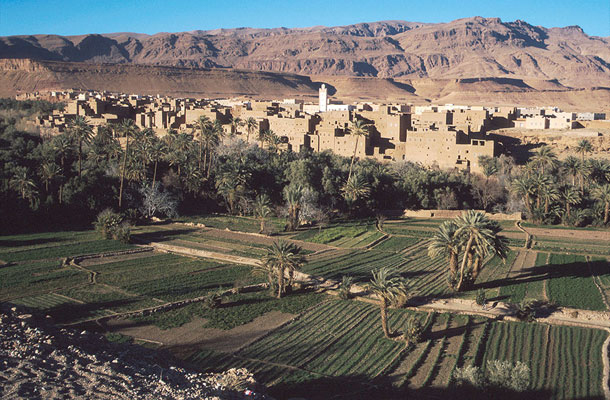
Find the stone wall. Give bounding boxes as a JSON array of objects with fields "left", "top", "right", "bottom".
[{"left": 403, "top": 209, "right": 522, "bottom": 221}]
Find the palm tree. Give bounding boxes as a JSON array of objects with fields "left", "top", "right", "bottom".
[
  {"left": 202, "top": 121, "right": 224, "bottom": 177},
  {"left": 117, "top": 119, "right": 137, "bottom": 208},
  {"left": 559, "top": 185, "right": 580, "bottom": 219},
  {"left": 575, "top": 160, "right": 593, "bottom": 192},
  {"left": 576, "top": 139, "right": 593, "bottom": 162},
  {"left": 68, "top": 116, "right": 93, "bottom": 178},
  {"left": 347, "top": 119, "right": 371, "bottom": 182},
  {"left": 539, "top": 183, "right": 559, "bottom": 214},
  {"left": 366, "top": 267, "right": 408, "bottom": 338},
  {"left": 148, "top": 138, "right": 166, "bottom": 189},
  {"left": 261, "top": 240, "right": 307, "bottom": 298},
  {"left": 230, "top": 116, "right": 244, "bottom": 135},
  {"left": 341, "top": 173, "right": 371, "bottom": 211},
  {"left": 245, "top": 117, "right": 257, "bottom": 143},
  {"left": 195, "top": 115, "right": 212, "bottom": 171},
  {"left": 283, "top": 185, "right": 303, "bottom": 231},
  {"left": 562, "top": 156, "right": 581, "bottom": 186},
  {"left": 258, "top": 129, "right": 274, "bottom": 148},
  {"left": 592, "top": 184, "right": 610, "bottom": 224},
  {"left": 454, "top": 210, "right": 507, "bottom": 291},
  {"left": 10, "top": 167, "right": 37, "bottom": 201},
  {"left": 253, "top": 194, "right": 273, "bottom": 233},
  {"left": 510, "top": 175, "right": 535, "bottom": 214},
  {"left": 428, "top": 221, "right": 461, "bottom": 290},
  {"left": 39, "top": 162, "right": 62, "bottom": 195},
  {"left": 530, "top": 146, "right": 558, "bottom": 175}
]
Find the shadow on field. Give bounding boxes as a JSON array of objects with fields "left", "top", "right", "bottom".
[
  {"left": 0, "top": 237, "right": 67, "bottom": 249},
  {"left": 130, "top": 228, "right": 199, "bottom": 244},
  {"left": 476, "top": 260, "right": 609, "bottom": 292},
  {"left": 45, "top": 298, "right": 146, "bottom": 324},
  {"left": 266, "top": 373, "right": 558, "bottom": 400}
]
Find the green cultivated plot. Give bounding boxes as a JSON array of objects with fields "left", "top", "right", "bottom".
[
  {"left": 0, "top": 260, "right": 89, "bottom": 301},
  {"left": 546, "top": 253, "right": 607, "bottom": 311},
  {"left": 0, "top": 239, "right": 134, "bottom": 263},
  {"left": 482, "top": 321, "right": 607, "bottom": 399}
]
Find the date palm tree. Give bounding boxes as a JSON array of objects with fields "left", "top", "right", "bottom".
[
  {"left": 117, "top": 119, "right": 137, "bottom": 208},
  {"left": 454, "top": 210, "right": 507, "bottom": 291},
  {"left": 428, "top": 220, "right": 461, "bottom": 290},
  {"left": 245, "top": 117, "right": 257, "bottom": 143},
  {"left": 261, "top": 240, "right": 307, "bottom": 298},
  {"left": 576, "top": 139, "right": 593, "bottom": 162},
  {"left": 230, "top": 116, "right": 244, "bottom": 135},
  {"left": 562, "top": 156, "right": 580, "bottom": 186},
  {"left": 559, "top": 185, "right": 580, "bottom": 219},
  {"left": 347, "top": 119, "right": 371, "bottom": 182},
  {"left": 510, "top": 175, "right": 535, "bottom": 214},
  {"left": 341, "top": 173, "right": 371, "bottom": 212},
  {"left": 530, "top": 146, "right": 558, "bottom": 175},
  {"left": 148, "top": 138, "right": 166, "bottom": 189},
  {"left": 10, "top": 167, "right": 37, "bottom": 202},
  {"left": 195, "top": 115, "right": 212, "bottom": 171},
  {"left": 68, "top": 116, "right": 93, "bottom": 178},
  {"left": 367, "top": 267, "right": 408, "bottom": 338},
  {"left": 283, "top": 185, "right": 303, "bottom": 231},
  {"left": 39, "top": 162, "right": 62, "bottom": 196},
  {"left": 253, "top": 194, "right": 273, "bottom": 233},
  {"left": 592, "top": 184, "right": 610, "bottom": 224}
]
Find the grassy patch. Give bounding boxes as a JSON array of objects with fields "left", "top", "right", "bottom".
[
  {"left": 133, "top": 289, "right": 326, "bottom": 330},
  {"left": 0, "top": 239, "right": 134, "bottom": 263},
  {"left": 374, "top": 236, "right": 420, "bottom": 252}
]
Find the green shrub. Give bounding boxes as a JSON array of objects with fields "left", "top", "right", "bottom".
[
  {"left": 338, "top": 275, "right": 353, "bottom": 300},
  {"left": 404, "top": 314, "right": 424, "bottom": 346},
  {"left": 111, "top": 222, "right": 132, "bottom": 244},
  {"left": 94, "top": 209, "right": 122, "bottom": 239},
  {"left": 476, "top": 289, "right": 487, "bottom": 306}
]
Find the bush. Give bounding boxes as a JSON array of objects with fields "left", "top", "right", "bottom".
[
  {"left": 203, "top": 291, "right": 224, "bottom": 309},
  {"left": 452, "top": 360, "right": 530, "bottom": 392},
  {"left": 112, "top": 222, "right": 132, "bottom": 244},
  {"left": 338, "top": 275, "right": 353, "bottom": 300},
  {"left": 404, "top": 314, "right": 424, "bottom": 346},
  {"left": 94, "top": 208, "right": 122, "bottom": 239},
  {"left": 476, "top": 289, "right": 487, "bottom": 306},
  {"left": 391, "top": 292, "right": 410, "bottom": 308}
]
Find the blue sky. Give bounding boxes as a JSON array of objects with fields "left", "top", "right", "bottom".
[{"left": 1, "top": 0, "right": 608, "bottom": 37}]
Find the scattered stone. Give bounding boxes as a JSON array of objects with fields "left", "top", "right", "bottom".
[{"left": 0, "top": 304, "right": 270, "bottom": 399}]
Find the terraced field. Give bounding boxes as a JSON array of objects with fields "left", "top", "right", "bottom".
[
  {"left": 482, "top": 321, "right": 608, "bottom": 399},
  {"left": 290, "top": 223, "right": 383, "bottom": 248},
  {"left": 188, "top": 299, "right": 609, "bottom": 399}
]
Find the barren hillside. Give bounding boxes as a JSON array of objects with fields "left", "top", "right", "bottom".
[
  {"left": 1, "top": 59, "right": 609, "bottom": 112},
  {"left": 1, "top": 17, "right": 609, "bottom": 88}
]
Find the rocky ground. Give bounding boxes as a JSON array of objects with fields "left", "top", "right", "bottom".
[{"left": 0, "top": 304, "right": 269, "bottom": 399}]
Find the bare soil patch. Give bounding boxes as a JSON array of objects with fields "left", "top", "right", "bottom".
[{"left": 103, "top": 311, "right": 295, "bottom": 356}]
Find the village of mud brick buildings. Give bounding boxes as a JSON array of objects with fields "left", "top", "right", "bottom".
[{"left": 25, "top": 85, "right": 607, "bottom": 174}]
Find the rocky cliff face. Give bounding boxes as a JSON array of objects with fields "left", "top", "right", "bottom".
[
  {"left": 1, "top": 17, "right": 609, "bottom": 87},
  {"left": 0, "top": 305, "right": 268, "bottom": 399}
]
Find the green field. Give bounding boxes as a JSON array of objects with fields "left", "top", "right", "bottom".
[{"left": 2, "top": 219, "right": 609, "bottom": 399}]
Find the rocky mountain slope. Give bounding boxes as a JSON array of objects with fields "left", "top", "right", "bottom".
[
  {"left": 1, "top": 17, "right": 609, "bottom": 88},
  {"left": 0, "top": 304, "right": 267, "bottom": 399},
  {"left": 2, "top": 58, "right": 609, "bottom": 112}
]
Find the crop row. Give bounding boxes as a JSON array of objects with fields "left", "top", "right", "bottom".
[
  {"left": 0, "top": 230, "right": 99, "bottom": 253},
  {"left": 0, "top": 239, "right": 134, "bottom": 263},
  {"left": 546, "top": 253, "right": 607, "bottom": 311},
  {"left": 373, "top": 236, "right": 421, "bottom": 252},
  {"left": 238, "top": 300, "right": 411, "bottom": 379},
  {"left": 0, "top": 261, "right": 89, "bottom": 301},
  {"left": 481, "top": 321, "right": 607, "bottom": 399},
  {"left": 123, "top": 264, "right": 258, "bottom": 302}
]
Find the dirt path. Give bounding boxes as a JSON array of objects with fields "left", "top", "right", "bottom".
[
  {"left": 525, "top": 226, "right": 610, "bottom": 242},
  {"left": 103, "top": 311, "right": 295, "bottom": 356},
  {"left": 144, "top": 241, "right": 259, "bottom": 266},
  {"left": 602, "top": 329, "right": 610, "bottom": 400}
]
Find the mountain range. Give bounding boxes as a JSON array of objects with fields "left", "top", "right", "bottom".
[{"left": 2, "top": 17, "right": 609, "bottom": 88}]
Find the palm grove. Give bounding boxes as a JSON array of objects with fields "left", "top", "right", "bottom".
[{"left": 2, "top": 99, "right": 610, "bottom": 235}]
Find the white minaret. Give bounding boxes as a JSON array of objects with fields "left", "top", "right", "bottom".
[{"left": 319, "top": 84, "right": 328, "bottom": 112}]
